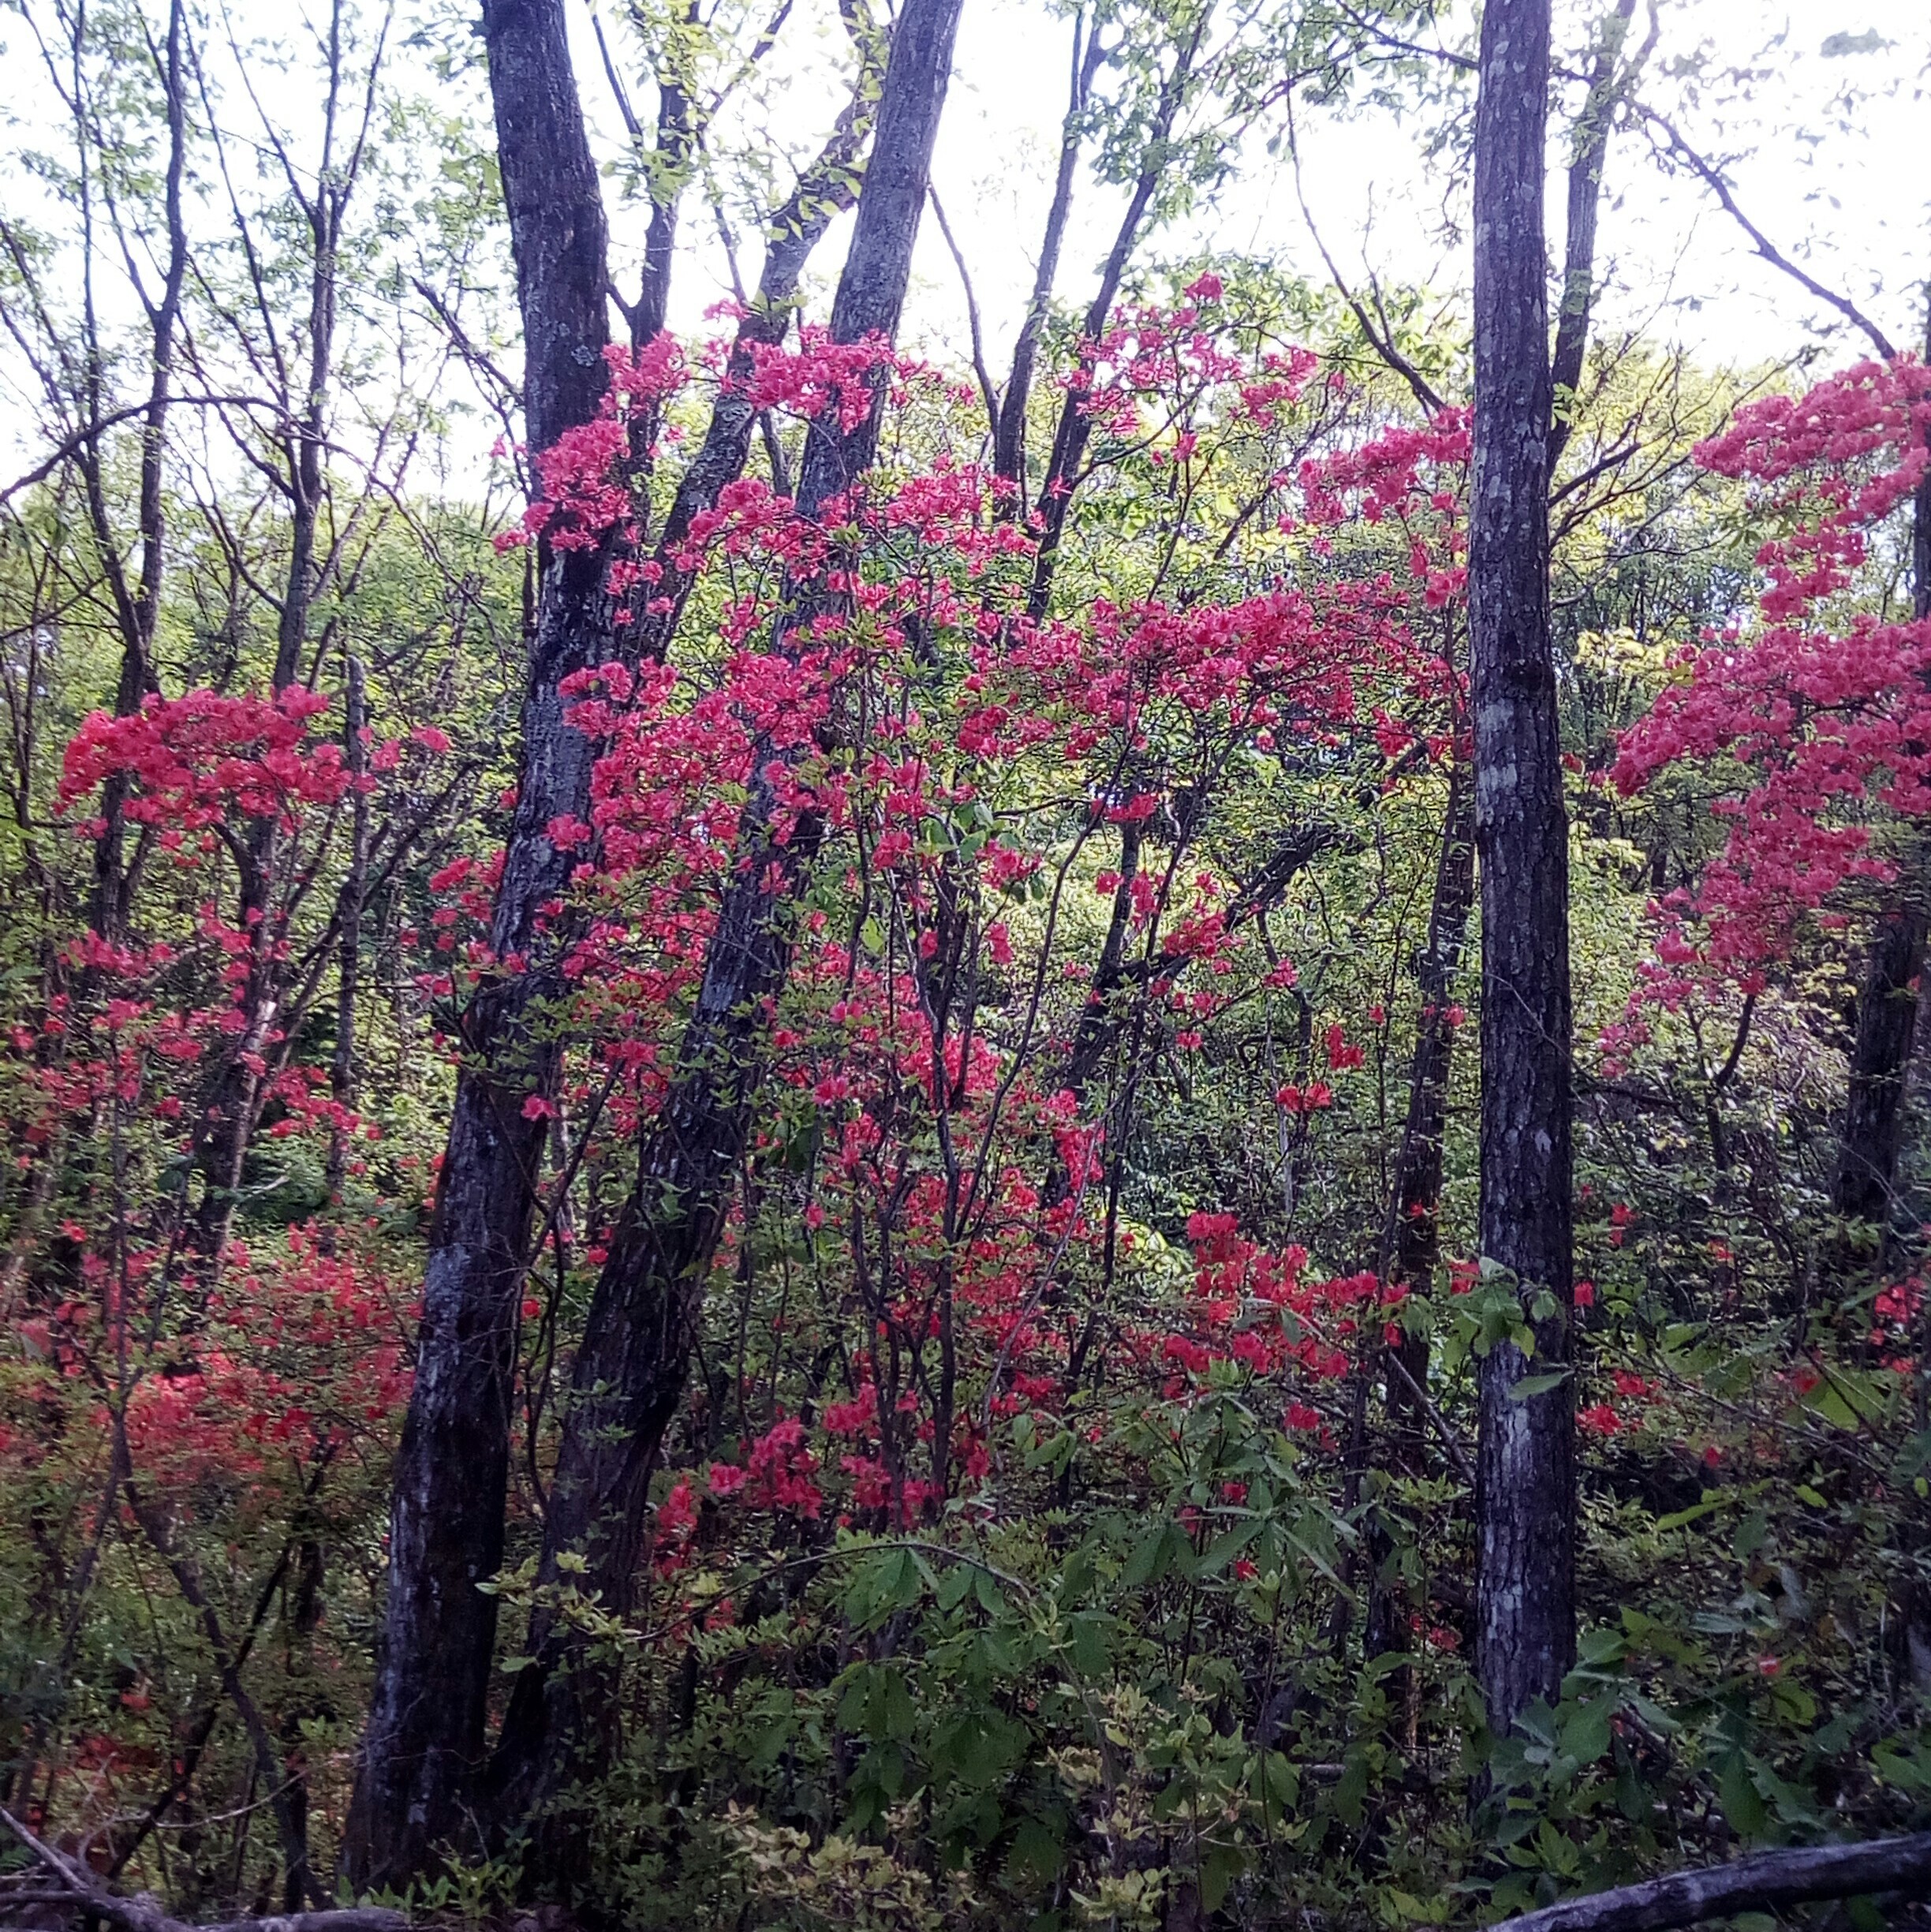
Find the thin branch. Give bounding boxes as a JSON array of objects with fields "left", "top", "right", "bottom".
[
  {"left": 1283, "top": 96, "right": 1446, "bottom": 414},
  {"left": 1, "top": 1804, "right": 406, "bottom": 1932},
  {"left": 928, "top": 186, "right": 998, "bottom": 440},
  {"left": 1636, "top": 103, "right": 1896, "bottom": 361},
  {"left": 1385, "top": 1347, "right": 1475, "bottom": 1487}
]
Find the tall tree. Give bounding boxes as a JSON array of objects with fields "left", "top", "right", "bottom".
[
  {"left": 1468, "top": 0, "right": 1575, "bottom": 1736},
  {"left": 1832, "top": 292, "right": 1931, "bottom": 1254},
  {"left": 484, "top": 0, "right": 966, "bottom": 1863},
  {"left": 1382, "top": 0, "right": 1646, "bottom": 1477},
  {"left": 345, "top": 0, "right": 614, "bottom": 1887}
]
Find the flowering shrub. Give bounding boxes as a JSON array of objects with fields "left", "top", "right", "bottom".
[{"left": 9, "top": 289, "right": 1931, "bottom": 1929}]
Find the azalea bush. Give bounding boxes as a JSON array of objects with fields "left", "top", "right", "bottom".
[{"left": 5, "top": 272, "right": 1931, "bottom": 1927}]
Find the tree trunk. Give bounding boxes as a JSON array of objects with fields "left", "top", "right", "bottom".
[
  {"left": 1381, "top": 0, "right": 1637, "bottom": 1470},
  {"left": 1835, "top": 905, "right": 1927, "bottom": 1239},
  {"left": 484, "top": 0, "right": 964, "bottom": 1870},
  {"left": 86, "top": 0, "right": 187, "bottom": 946},
  {"left": 1384, "top": 757, "right": 1474, "bottom": 1457},
  {"left": 627, "top": 49, "right": 885, "bottom": 663},
  {"left": 1546, "top": 0, "right": 1638, "bottom": 469},
  {"left": 325, "top": 654, "right": 369, "bottom": 1209},
  {"left": 1024, "top": 15, "right": 1205, "bottom": 616},
  {"left": 1469, "top": 0, "right": 1575, "bottom": 1740},
  {"left": 1501, "top": 1830, "right": 1931, "bottom": 1932},
  {"left": 344, "top": 0, "right": 613, "bottom": 1890},
  {"left": 992, "top": 10, "right": 1105, "bottom": 496}
]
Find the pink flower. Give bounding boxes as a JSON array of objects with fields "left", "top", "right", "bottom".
[{"left": 705, "top": 1462, "right": 747, "bottom": 1497}]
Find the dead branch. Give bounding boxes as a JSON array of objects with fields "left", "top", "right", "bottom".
[
  {"left": 1502, "top": 1830, "right": 1931, "bottom": 1932},
  {"left": 0, "top": 1805, "right": 406, "bottom": 1932}
]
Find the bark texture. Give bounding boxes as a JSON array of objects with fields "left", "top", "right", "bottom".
[
  {"left": 1469, "top": 0, "right": 1576, "bottom": 1738},
  {"left": 345, "top": 0, "right": 612, "bottom": 1889},
  {"left": 484, "top": 0, "right": 965, "bottom": 1869},
  {"left": 1832, "top": 302, "right": 1931, "bottom": 1248},
  {"left": 1502, "top": 1829, "right": 1931, "bottom": 1932},
  {"left": 1835, "top": 903, "right": 1928, "bottom": 1236}
]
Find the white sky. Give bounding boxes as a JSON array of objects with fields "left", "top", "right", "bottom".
[
  {"left": 607, "top": 0, "right": 1927, "bottom": 377},
  {"left": 2, "top": 0, "right": 1926, "bottom": 483}
]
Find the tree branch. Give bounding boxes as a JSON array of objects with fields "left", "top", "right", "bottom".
[
  {"left": 1636, "top": 103, "right": 1896, "bottom": 361},
  {"left": 0, "top": 1804, "right": 406, "bottom": 1932},
  {"left": 1503, "top": 1831, "right": 1931, "bottom": 1932}
]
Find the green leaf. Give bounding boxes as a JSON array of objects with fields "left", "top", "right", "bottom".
[
  {"left": 1122, "top": 1523, "right": 1175, "bottom": 1589},
  {"left": 1559, "top": 1698, "right": 1612, "bottom": 1765},
  {"left": 1197, "top": 1517, "right": 1263, "bottom": 1576},
  {"left": 1066, "top": 1612, "right": 1110, "bottom": 1678},
  {"left": 1200, "top": 1843, "right": 1244, "bottom": 1914},
  {"left": 1508, "top": 1370, "right": 1571, "bottom": 1400},
  {"left": 1801, "top": 1378, "right": 1863, "bottom": 1430},
  {"left": 880, "top": 1668, "right": 916, "bottom": 1743},
  {"left": 1003, "top": 1815, "right": 1063, "bottom": 1885},
  {"left": 1654, "top": 1493, "right": 1724, "bottom": 1532},
  {"left": 1719, "top": 1753, "right": 1769, "bottom": 1839}
]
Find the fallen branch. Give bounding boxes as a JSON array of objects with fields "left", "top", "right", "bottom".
[
  {"left": 0, "top": 1804, "right": 405, "bottom": 1932},
  {"left": 1504, "top": 1830, "right": 1931, "bottom": 1932}
]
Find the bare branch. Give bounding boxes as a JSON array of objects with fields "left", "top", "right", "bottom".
[
  {"left": 1636, "top": 103, "right": 1896, "bottom": 361},
  {"left": 1503, "top": 1830, "right": 1931, "bottom": 1932},
  {"left": 1284, "top": 95, "right": 1446, "bottom": 415},
  {"left": 928, "top": 185, "right": 998, "bottom": 440}
]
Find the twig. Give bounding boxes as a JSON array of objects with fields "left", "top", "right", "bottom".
[
  {"left": 1283, "top": 95, "right": 1446, "bottom": 415},
  {"left": 927, "top": 186, "right": 999, "bottom": 442},
  {"left": 1385, "top": 1347, "right": 1475, "bottom": 1488}
]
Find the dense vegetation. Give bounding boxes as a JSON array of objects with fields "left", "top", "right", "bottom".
[{"left": 2, "top": 0, "right": 1929, "bottom": 1926}]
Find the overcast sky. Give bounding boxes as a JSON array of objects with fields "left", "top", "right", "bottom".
[
  {"left": 619, "top": 0, "right": 1929, "bottom": 376},
  {"left": 2, "top": 0, "right": 1925, "bottom": 482}
]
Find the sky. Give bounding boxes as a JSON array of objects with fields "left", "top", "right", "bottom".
[
  {"left": 1, "top": 0, "right": 1926, "bottom": 484},
  {"left": 607, "top": 0, "right": 1930, "bottom": 380}
]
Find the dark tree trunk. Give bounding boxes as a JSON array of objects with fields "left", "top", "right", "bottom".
[
  {"left": 1832, "top": 301, "right": 1931, "bottom": 1251},
  {"left": 1501, "top": 1829, "right": 1931, "bottom": 1932},
  {"left": 484, "top": 0, "right": 965, "bottom": 1873},
  {"left": 628, "top": 54, "right": 884, "bottom": 663},
  {"left": 1546, "top": 0, "right": 1638, "bottom": 469},
  {"left": 631, "top": 9, "right": 698, "bottom": 349},
  {"left": 273, "top": 172, "right": 338, "bottom": 692},
  {"left": 1380, "top": 0, "right": 1636, "bottom": 1467},
  {"left": 188, "top": 0, "right": 380, "bottom": 1269},
  {"left": 86, "top": 0, "right": 187, "bottom": 946},
  {"left": 1385, "top": 758, "right": 1474, "bottom": 1457},
  {"left": 1365, "top": 761, "right": 1473, "bottom": 1697},
  {"left": 344, "top": 0, "right": 612, "bottom": 1890},
  {"left": 1469, "top": 0, "right": 1575, "bottom": 1740},
  {"left": 1835, "top": 906, "right": 1927, "bottom": 1239},
  {"left": 325, "top": 654, "right": 369, "bottom": 1208}
]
